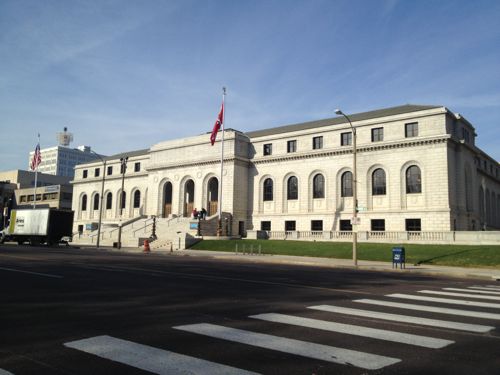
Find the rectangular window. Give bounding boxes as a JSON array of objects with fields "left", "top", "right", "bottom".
[
  {"left": 134, "top": 162, "right": 141, "bottom": 172},
  {"left": 20, "top": 195, "right": 27, "bottom": 203},
  {"left": 82, "top": 170, "right": 88, "bottom": 179},
  {"left": 313, "top": 136, "right": 323, "bottom": 150},
  {"left": 311, "top": 220, "right": 323, "bottom": 231},
  {"left": 107, "top": 166, "right": 113, "bottom": 175},
  {"left": 285, "top": 221, "right": 296, "bottom": 231},
  {"left": 340, "top": 220, "right": 352, "bottom": 231},
  {"left": 43, "top": 193, "right": 57, "bottom": 200},
  {"left": 405, "top": 122, "right": 418, "bottom": 138},
  {"left": 371, "top": 219, "right": 385, "bottom": 231},
  {"left": 462, "top": 128, "right": 470, "bottom": 143},
  {"left": 341, "top": 132, "right": 352, "bottom": 146},
  {"left": 371, "top": 127, "right": 384, "bottom": 142},
  {"left": 287, "top": 140, "right": 297, "bottom": 153},
  {"left": 261, "top": 221, "right": 271, "bottom": 231},
  {"left": 263, "top": 143, "right": 272, "bottom": 156},
  {"left": 406, "top": 219, "right": 421, "bottom": 231},
  {"left": 94, "top": 168, "right": 100, "bottom": 177}
]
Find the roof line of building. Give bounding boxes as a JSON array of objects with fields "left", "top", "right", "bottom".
[{"left": 244, "top": 104, "right": 443, "bottom": 138}]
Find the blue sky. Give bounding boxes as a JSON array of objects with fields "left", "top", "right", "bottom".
[{"left": 1, "top": 0, "right": 499, "bottom": 170}]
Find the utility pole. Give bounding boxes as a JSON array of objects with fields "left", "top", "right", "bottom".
[
  {"left": 117, "top": 156, "right": 128, "bottom": 249},
  {"left": 335, "top": 109, "right": 358, "bottom": 266}
]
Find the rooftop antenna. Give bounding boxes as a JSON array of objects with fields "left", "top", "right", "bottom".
[{"left": 57, "top": 126, "right": 73, "bottom": 146}]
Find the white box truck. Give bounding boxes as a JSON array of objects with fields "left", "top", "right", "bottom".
[{"left": 1, "top": 208, "right": 74, "bottom": 246}]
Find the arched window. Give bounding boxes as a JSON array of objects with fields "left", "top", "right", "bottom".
[
  {"left": 106, "top": 192, "right": 112, "bottom": 209},
  {"left": 341, "top": 171, "right": 353, "bottom": 197},
  {"left": 263, "top": 178, "right": 273, "bottom": 201},
  {"left": 93, "top": 194, "right": 100, "bottom": 210},
  {"left": 313, "top": 174, "right": 325, "bottom": 199},
  {"left": 486, "top": 189, "right": 491, "bottom": 224},
  {"left": 133, "top": 190, "right": 141, "bottom": 208},
  {"left": 287, "top": 176, "right": 298, "bottom": 200},
  {"left": 372, "top": 169, "right": 386, "bottom": 195},
  {"left": 479, "top": 187, "right": 485, "bottom": 222},
  {"left": 185, "top": 180, "right": 194, "bottom": 203},
  {"left": 81, "top": 194, "right": 87, "bottom": 211},
  {"left": 120, "top": 191, "right": 126, "bottom": 210},
  {"left": 406, "top": 166, "right": 421, "bottom": 193}
]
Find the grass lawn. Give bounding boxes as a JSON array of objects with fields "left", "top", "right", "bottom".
[{"left": 190, "top": 239, "right": 500, "bottom": 268}]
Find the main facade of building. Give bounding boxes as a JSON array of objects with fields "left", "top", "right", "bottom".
[{"left": 71, "top": 105, "right": 500, "bottom": 238}]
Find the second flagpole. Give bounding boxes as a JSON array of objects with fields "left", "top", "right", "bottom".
[
  {"left": 217, "top": 87, "right": 226, "bottom": 236},
  {"left": 32, "top": 134, "right": 40, "bottom": 209}
]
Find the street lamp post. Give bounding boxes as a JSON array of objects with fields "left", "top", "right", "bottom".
[
  {"left": 90, "top": 151, "right": 106, "bottom": 249},
  {"left": 335, "top": 109, "right": 358, "bottom": 266},
  {"left": 117, "top": 156, "right": 128, "bottom": 249}
]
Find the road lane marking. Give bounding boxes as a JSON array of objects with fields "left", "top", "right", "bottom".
[
  {"left": 469, "top": 286, "right": 500, "bottom": 292},
  {"left": 354, "top": 299, "right": 500, "bottom": 320},
  {"left": 249, "top": 313, "right": 453, "bottom": 349},
  {"left": 388, "top": 293, "right": 500, "bottom": 309},
  {"left": 308, "top": 305, "right": 494, "bottom": 333},
  {"left": 0, "top": 266, "right": 63, "bottom": 279},
  {"left": 443, "top": 288, "right": 500, "bottom": 295},
  {"left": 483, "top": 285, "right": 500, "bottom": 289},
  {"left": 174, "top": 323, "right": 400, "bottom": 370},
  {"left": 64, "top": 335, "right": 259, "bottom": 375},
  {"left": 72, "top": 264, "right": 370, "bottom": 295},
  {"left": 418, "top": 290, "right": 500, "bottom": 301}
]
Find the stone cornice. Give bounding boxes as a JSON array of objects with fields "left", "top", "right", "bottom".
[
  {"left": 252, "top": 136, "right": 450, "bottom": 165},
  {"left": 147, "top": 156, "right": 250, "bottom": 171},
  {"left": 71, "top": 171, "right": 148, "bottom": 185}
]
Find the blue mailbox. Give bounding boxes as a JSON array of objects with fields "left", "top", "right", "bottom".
[{"left": 392, "top": 246, "right": 406, "bottom": 269}]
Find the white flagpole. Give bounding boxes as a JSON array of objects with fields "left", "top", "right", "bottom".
[
  {"left": 32, "top": 133, "right": 40, "bottom": 209},
  {"left": 217, "top": 87, "right": 226, "bottom": 236}
]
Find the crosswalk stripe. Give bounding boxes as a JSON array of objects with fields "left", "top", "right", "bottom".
[
  {"left": 249, "top": 313, "right": 454, "bottom": 349},
  {"left": 469, "top": 286, "right": 500, "bottom": 292},
  {"left": 174, "top": 323, "right": 401, "bottom": 370},
  {"left": 354, "top": 299, "right": 500, "bottom": 320},
  {"left": 444, "top": 288, "right": 500, "bottom": 295},
  {"left": 418, "top": 290, "right": 500, "bottom": 301},
  {"left": 388, "top": 293, "right": 500, "bottom": 309},
  {"left": 64, "top": 335, "right": 260, "bottom": 375},
  {"left": 483, "top": 285, "right": 500, "bottom": 289},
  {"left": 308, "top": 305, "right": 494, "bottom": 333}
]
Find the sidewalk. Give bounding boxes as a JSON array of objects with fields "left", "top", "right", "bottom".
[{"left": 91, "top": 245, "right": 500, "bottom": 282}]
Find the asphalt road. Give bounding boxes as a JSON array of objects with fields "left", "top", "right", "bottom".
[{"left": 0, "top": 245, "right": 499, "bottom": 375}]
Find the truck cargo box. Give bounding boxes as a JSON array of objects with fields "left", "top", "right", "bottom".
[{"left": 5, "top": 208, "right": 74, "bottom": 245}]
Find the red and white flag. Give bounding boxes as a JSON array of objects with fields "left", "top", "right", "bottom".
[
  {"left": 30, "top": 142, "right": 42, "bottom": 171},
  {"left": 210, "top": 102, "right": 224, "bottom": 145}
]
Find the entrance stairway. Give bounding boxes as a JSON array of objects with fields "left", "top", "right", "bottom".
[
  {"left": 72, "top": 216, "right": 192, "bottom": 249},
  {"left": 72, "top": 212, "right": 233, "bottom": 250}
]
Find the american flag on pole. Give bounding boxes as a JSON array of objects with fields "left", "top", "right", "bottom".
[
  {"left": 30, "top": 142, "right": 42, "bottom": 171},
  {"left": 210, "top": 102, "right": 224, "bottom": 145}
]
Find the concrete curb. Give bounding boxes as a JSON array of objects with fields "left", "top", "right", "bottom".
[{"left": 79, "top": 245, "right": 500, "bottom": 282}]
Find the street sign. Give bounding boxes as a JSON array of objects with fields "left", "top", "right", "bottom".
[
  {"left": 357, "top": 207, "right": 367, "bottom": 211},
  {"left": 350, "top": 217, "right": 361, "bottom": 225}
]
